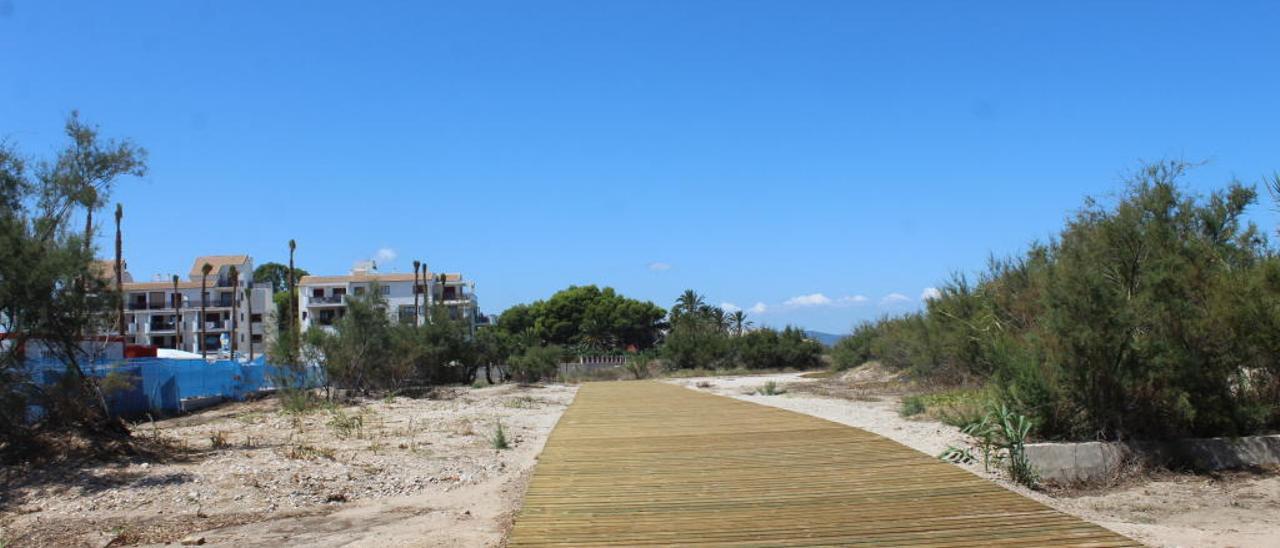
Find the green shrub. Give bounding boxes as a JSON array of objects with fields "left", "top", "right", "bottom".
[
  {"left": 959, "top": 404, "right": 1039, "bottom": 487},
  {"left": 899, "top": 396, "right": 926, "bottom": 417},
  {"left": 836, "top": 163, "right": 1280, "bottom": 442},
  {"left": 491, "top": 422, "right": 510, "bottom": 450},
  {"left": 509, "top": 345, "right": 562, "bottom": 383},
  {"left": 755, "top": 381, "right": 786, "bottom": 396},
  {"left": 736, "top": 327, "right": 824, "bottom": 371}
]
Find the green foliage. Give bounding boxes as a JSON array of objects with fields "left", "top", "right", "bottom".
[
  {"left": 277, "top": 388, "right": 323, "bottom": 415},
  {"left": 498, "top": 285, "right": 667, "bottom": 352},
  {"left": 846, "top": 162, "right": 1280, "bottom": 441},
  {"left": 327, "top": 408, "right": 365, "bottom": 439},
  {"left": 624, "top": 351, "right": 657, "bottom": 380},
  {"left": 899, "top": 395, "right": 926, "bottom": 417},
  {"left": 0, "top": 113, "right": 146, "bottom": 457},
  {"left": 829, "top": 322, "right": 879, "bottom": 371},
  {"left": 735, "top": 327, "right": 824, "bottom": 371},
  {"left": 959, "top": 404, "right": 1039, "bottom": 487},
  {"left": 508, "top": 345, "right": 563, "bottom": 383},
  {"left": 491, "top": 421, "right": 510, "bottom": 450},
  {"left": 755, "top": 380, "right": 786, "bottom": 396},
  {"left": 305, "top": 287, "right": 397, "bottom": 394},
  {"left": 253, "top": 262, "right": 309, "bottom": 293},
  {"left": 302, "top": 287, "right": 481, "bottom": 396}
]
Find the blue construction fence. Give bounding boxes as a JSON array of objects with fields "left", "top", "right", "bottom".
[{"left": 23, "top": 357, "right": 323, "bottom": 418}]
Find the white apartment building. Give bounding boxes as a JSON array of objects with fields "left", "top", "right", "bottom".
[
  {"left": 116, "top": 255, "right": 274, "bottom": 357},
  {"left": 297, "top": 263, "right": 479, "bottom": 333}
]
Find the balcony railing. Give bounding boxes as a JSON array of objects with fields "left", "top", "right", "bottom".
[
  {"left": 308, "top": 295, "right": 346, "bottom": 305},
  {"left": 149, "top": 322, "right": 177, "bottom": 332},
  {"left": 129, "top": 301, "right": 179, "bottom": 310}
]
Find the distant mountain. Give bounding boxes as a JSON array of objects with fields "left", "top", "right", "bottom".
[{"left": 804, "top": 330, "right": 845, "bottom": 347}]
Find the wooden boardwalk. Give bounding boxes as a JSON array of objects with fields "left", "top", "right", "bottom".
[{"left": 508, "top": 381, "right": 1138, "bottom": 547}]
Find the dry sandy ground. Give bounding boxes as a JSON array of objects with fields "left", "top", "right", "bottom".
[
  {"left": 0, "top": 383, "right": 577, "bottom": 547},
  {"left": 669, "top": 371, "right": 1280, "bottom": 548}
]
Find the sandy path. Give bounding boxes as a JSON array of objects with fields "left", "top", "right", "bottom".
[{"left": 1, "top": 383, "right": 578, "bottom": 547}]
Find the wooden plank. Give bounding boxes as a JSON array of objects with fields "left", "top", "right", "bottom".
[{"left": 508, "top": 381, "right": 1139, "bottom": 547}]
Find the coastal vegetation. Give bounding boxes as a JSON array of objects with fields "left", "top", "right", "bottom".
[{"left": 832, "top": 162, "right": 1280, "bottom": 442}]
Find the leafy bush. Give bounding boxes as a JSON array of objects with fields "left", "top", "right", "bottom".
[
  {"left": 899, "top": 396, "right": 926, "bottom": 417},
  {"left": 755, "top": 381, "right": 786, "bottom": 396},
  {"left": 661, "top": 315, "right": 733, "bottom": 370},
  {"left": 491, "top": 421, "right": 510, "bottom": 450},
  {"left": 736, "top": 327, "right": 824, "bottom": 371},
  {"left": 959, "top": 404, "right": 1039, "bottom": 487},
  {"left": 847, "top": 162, "right": 1280, "bottom": 442},
  {"left": 509, "top": 345, "right": 562, "bottom": 383}
]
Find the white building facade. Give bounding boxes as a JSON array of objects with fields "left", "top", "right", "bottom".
[
  {"left": 297, "top": 264, "right": 479, "bottom": 334},
  {"left": 119, "top": 255, "right": 274, "bottom": 357}
]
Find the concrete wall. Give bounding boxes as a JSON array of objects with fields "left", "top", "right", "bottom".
[{"left": 1026, "top": 434, "right": 1280, "bottom": 484}]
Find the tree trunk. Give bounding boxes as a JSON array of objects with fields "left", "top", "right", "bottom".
[
  {"left": 230, "top": 270, "right": 239, "bottom": 358},
  {"left": 201, "top": 275, "right": 208, "bottom": 360},
  {"left": 114, "top": 206, "right": 125, "bottom": 359},
  {"left": 246, "top": 283, "right": 254, "bottom": 362}
]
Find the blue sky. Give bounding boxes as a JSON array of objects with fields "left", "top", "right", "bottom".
[{"left": 4, "top": 1, "right": 1279, "bottom": 333}]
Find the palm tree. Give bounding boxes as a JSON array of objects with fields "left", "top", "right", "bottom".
[
  {"left": 114, "top": 203, "right": 125, "bottom": 357},
  {"left": 412, "top": 260, "right": 421, "bottom": 326},
  {"left": 709, "top": 307, "right": 730, "bottom": 333},
  {"left": 172, "top": 274, "right": 181, "bottom": 350},
  {"left": 729, "top": 310, "right": 751, "bottom": 336},
  {"left": 675, "top": 289, "right": 705, "bottom": 319},
  {"left": 200, "top": 262, "right": 213, "bottom": 359},
  {"left": 244, "top": 282, "right": 254, "bottom": 362},
  {"left": 288, "top": 239, "right": 299, "bottom": 361},
  {"left": 228, "top": 265, "right": 239, "bottom": 359}
]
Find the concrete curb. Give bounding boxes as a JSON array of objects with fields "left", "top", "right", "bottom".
[{"left": 1026, "top": 434, "right": 1280, "bottom": 484}]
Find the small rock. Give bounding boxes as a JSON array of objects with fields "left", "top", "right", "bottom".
[{"left": 180, "top": 535, "right": 206, "bottom": 545}]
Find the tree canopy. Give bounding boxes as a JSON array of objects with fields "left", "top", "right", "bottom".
[
  {"left": 496, "top": 285, "right": 666, "bottom": 353},
  {"left": 1, "top": 112, "right": 147, "bottom": 459},
  {"left": 254, "top": 261, "right": 309, "bottom": 293}
]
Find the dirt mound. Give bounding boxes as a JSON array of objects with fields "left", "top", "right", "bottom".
[{"left": 838, "top": 361, "right": 905, "bottom": 385}]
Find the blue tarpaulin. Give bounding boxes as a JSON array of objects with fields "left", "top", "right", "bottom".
[{"left": 22, "top": 357, "right": 321, "bottom": 418}]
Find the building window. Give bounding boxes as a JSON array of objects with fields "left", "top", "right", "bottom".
[
  {"left": 251, "top": 313, "right": 263, "bottom": 323},
  {"left": 312, "top": 288, "right": 324, "bottom": 298},
  {"left": 353, "top": 286, "right": 366, "bottom": 296},
  {"left": 252, "top": 334, "right": 263, "bottom": 343},
  {"left": 381, "top": 285, "right": 391, "bottom": 295},
  {"left": 397, "top": 305, "right": 415, "bottom": 324}
]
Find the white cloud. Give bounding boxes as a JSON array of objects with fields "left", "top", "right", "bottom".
[
  {"left": 880, "top": 293, "right": 911, "bottom": 306},
  {"left": 374, "top": 247, "right": 397, "bottom": 263},
  {"left": 720, "top": 302, "right": 741, "bottom": 313},
  {"left": 784, "top": 293, "right": 832, "bottom": 307},
  {"left": 921, "top": 287, "right": 941, "bottom": 301},
  {"left": 837, "top": 295, "right": 869, "bottom": 306},
  {"left": 749, "top": 302, "right": 768, "bottom": 314},
  {"left": 647, "top": 262, "right": 672, "bottom": 271}
]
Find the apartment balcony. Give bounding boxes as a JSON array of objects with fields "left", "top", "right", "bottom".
[
  {"left": 148, "top": 321, "right": 177, "bottom": 333},
  {"left": 308, "top": 295, "right": 346, "bottom": 306},
  {"left": 130, "top": 301, "right": 178, "bottom": 311},
  {"left": 190, "top": 321, "right": 229, "bottom": 332},
  {"left": 195, "top": 297, "right": 234, "bottom": 308}
]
